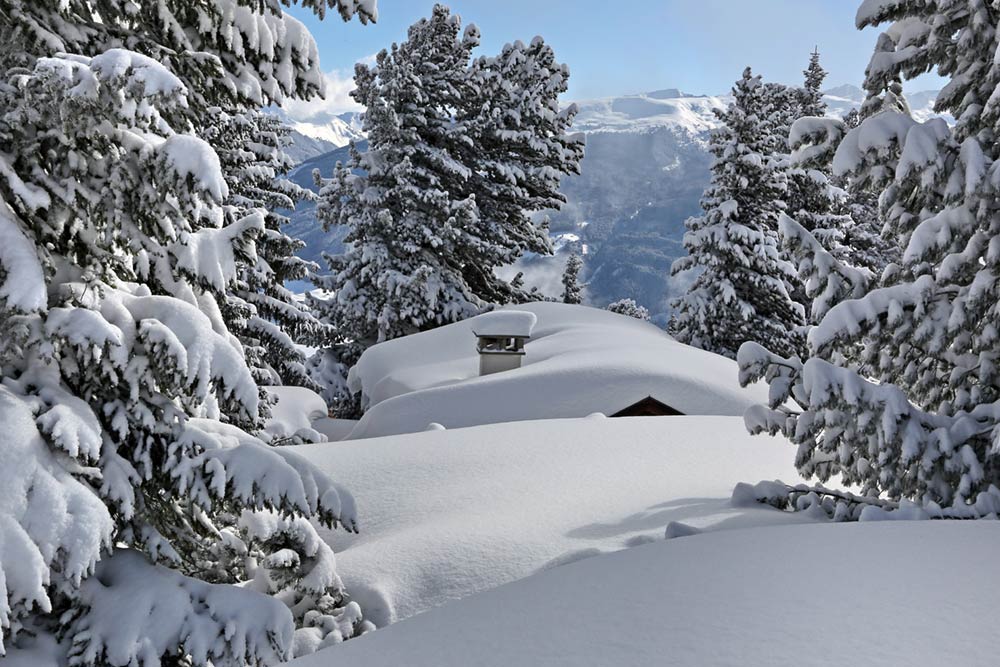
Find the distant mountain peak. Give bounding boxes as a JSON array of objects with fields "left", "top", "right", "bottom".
[
  {"left": 646, "top": 88, "right": 687, "bottom": 100},
  {"left": 822, "top": 84, "right": 865, "bottom": 101}
]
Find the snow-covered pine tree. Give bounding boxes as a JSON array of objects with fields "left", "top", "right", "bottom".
[
  {"left": 739, "top": 0, "right": 1000, "bottom": 513},
  {"left": 782, "top": 50, "right": 851, "bottom": 248},
  {"left": 206, "top": 108, "right": 332, "bottom": 394},
  {"left": 669, "top": 67, "right": 803, "bottom": 359},
  {"left": 832, "top": 108, "right": 897, "bottom": 274},
  {"left": 309, "top": 6, "right": 485, "bottom": 413},
  {"left": 607, "top": 298, "right": 651, "bottom": 321},
  {"left": 784, "top": 110, "right": 897, "bottom": 290},
  {"left": 0, "top": 1, "right": 376, "bottom": 663},
  {"left": 311, "top": 4, "right": 582, "bottom": 403},
  {"left": 561, "top": 252, "right": 584, "bottom": 304},
  {"left": 457, "top": 36, "right": 585, "bottom": 302}
]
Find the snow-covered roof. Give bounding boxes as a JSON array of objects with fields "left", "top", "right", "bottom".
[
  {"left": 471, "top": 310, "right": 537, "bottom": 338},
  {"left": 343, "top": 302, "right": 774, "bottom": 440}
]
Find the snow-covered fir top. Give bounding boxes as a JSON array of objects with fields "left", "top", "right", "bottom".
[
  {"left": 471, "top": 310, "right": 538, "bottom": 338},
  {"left": 342, "top": 302, "right": 773, "bottom": 439}
]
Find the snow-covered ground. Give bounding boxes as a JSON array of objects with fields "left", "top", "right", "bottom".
[
  {"left": 344, "top": 302, "right": 773, "bottom": 439},
  {"left": 291, "top": 415, "right": 807, "bottom": 627},
  {"left": 290, "top": 520, "right": 1000, "bottom": 667}
]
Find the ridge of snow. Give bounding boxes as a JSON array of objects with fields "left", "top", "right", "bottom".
[{"left": 570, "top": 92, "right": 727, "bottom": 134}]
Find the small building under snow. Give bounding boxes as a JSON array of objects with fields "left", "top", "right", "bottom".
[
  {"left": 473, "top": 310, "right": 537, "bottom": 376},
  {"left": 342, "top": 302, "right": 774, "bottom": 440},
  {"left": 610, "top": 396, "right": 684, "bottom": 417}
]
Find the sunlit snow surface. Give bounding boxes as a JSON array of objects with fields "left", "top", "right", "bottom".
[
  {"left": 290, "top": 520, "right": 999, "bottom": 667},
  {"left": 291, "top": 416, "right": 806, "bottom": 627}
]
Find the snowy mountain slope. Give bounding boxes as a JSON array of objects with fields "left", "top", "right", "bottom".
[
  {"left": 288, "top": 111, "right": 364, "bottom": 147},
  {"left": 278, "top": 111, "right": 365, "bottom": 163},
  {"left": 283, "top": 130, "right": 339, "bottom": 165},
  {"left": 570, "top": 90, "right": 726, "bottom": 133},
  {"left": 289, "top": 521, "right": 999, "bottom": 667},
  {"left": 344, "top": 302, "right": 772, "bottom": 439},
  {"left": 289, "top": 415, "right": 806, "bottom": 628},
  {"left": 279, "top": 141, "right": 364, "bottom": 270}
]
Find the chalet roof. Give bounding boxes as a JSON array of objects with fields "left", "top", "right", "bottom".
[
  {"left": 472, "top": 310, "right": 537, "bottom": 338},
  {"left": 610, "top": 396, "right": 684, "bottom": 417}
]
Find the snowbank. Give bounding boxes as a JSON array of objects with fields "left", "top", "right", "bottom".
[
  {"left": 292, "top": 416, "right": 805, "bottom": 627},
  {"left": 290, "top": 521, "right": 999, "bottom": 667},
  {"left": 345, "top": 302, "right": 772, "bottom": 439},
  {"left": 262, "top": 386, "right": 329, "bottom": 442}
]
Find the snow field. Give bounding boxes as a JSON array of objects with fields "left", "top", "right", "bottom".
[
  {"left": 291, "top": 415, "right": 807, "bottom": 627},
  {"left": 289, "top": 521, "right": 1000, "bottom": 667}
]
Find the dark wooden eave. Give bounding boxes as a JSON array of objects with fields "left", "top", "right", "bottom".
[{"left": 610, "top": 396, "right": 684, "bottom": 417}]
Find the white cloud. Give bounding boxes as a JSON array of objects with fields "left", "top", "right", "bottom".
[{"left": 280, "top": 69, "right": 362, "bottom": 122}]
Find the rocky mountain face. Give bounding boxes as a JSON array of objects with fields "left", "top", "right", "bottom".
[{"left": 280, "top": 85, "right": 941, "bottom": 320}]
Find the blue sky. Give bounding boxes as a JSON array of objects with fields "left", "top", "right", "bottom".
[{"left": 284, "top": 0, "right": 943, "bottom": 118}]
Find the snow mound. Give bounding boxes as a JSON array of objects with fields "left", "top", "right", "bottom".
[
  {"left": 263, "top": 386, "right": 330, "bottom": 441},
  {"left": 290, "top": 521, "right": 999, "bottom": 667},
  {"left": 470, "top": 310, "right": 536, "bottom": 337},
  {"left": 292, "top": 416, "right": 804, "bottom": 627},
  {"left": 345, "top": 302, "right": 771, "bottom": 439}
]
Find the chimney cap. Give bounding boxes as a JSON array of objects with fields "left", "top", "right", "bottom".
[{"left": 471, "top": 310, "right": 537, "bottom": 339}]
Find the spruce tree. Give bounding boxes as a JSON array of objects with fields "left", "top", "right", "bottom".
[
  {"left": 740, "top": 0, "right": 1000, "bottom": 512},
  {"left": 836, "top": 109, "right": 896, "bottom": 275},
  {"left": 799, "top": 47, "right": 827, "bottom": 118},
  {"left": 783, "top": 50, "right": 847, "bottom": 241},
  {"left": 0, "top": 1, "right": 375, "bottom": 662},
  {"left": 311, "top": 4, "right": 583, "bottom": 403},
  {"left": 670, "top": 68, "right": 803, "bottom": 359},
  {"left": 561, "top": 252, "right": 584, "bottom": 304}
]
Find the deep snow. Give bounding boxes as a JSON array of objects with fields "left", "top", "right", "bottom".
[
  {"left": 344, "top": 302, "right": 774, "bottom": 439},
  {"left": 289, "top": 521, "right": 1000, "bottom": 667},
  {"left": 262, "top": 385, "right": 330, "bottom": 442},
  {"left": 291, "top": 415, "right": 807, "bottom": 627}
]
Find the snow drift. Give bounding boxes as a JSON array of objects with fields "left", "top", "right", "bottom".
[
  {"left": 289, "top": 521, "right": 1000, "bottom": 667},
  {"left": 291, "top": 415, "right": 804, "bottom": 627}
]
